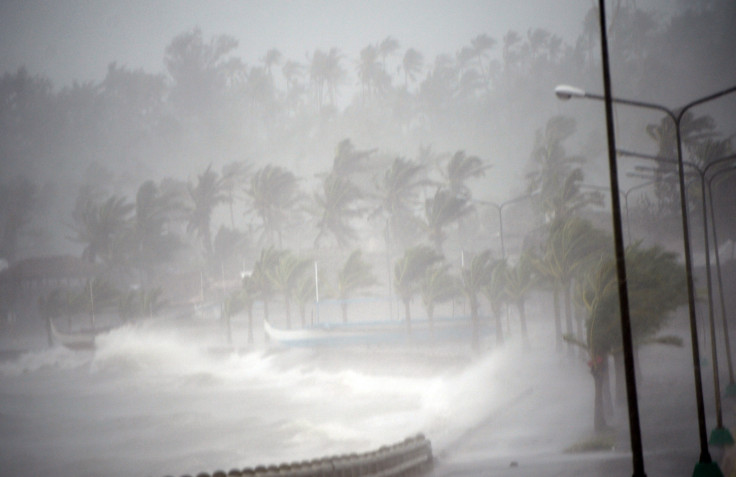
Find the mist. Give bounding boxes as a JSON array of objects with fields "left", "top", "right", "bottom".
[{"left": 1, "top": 1, "right": 736, "bottom": 476}]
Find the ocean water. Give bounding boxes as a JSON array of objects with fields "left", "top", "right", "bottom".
[{"left": 0, "top": 317, "right": 528, "bottom": 477}]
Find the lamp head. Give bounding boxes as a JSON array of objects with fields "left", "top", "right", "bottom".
[{"left": 555, "top": 84, "right": 586, "bottom": 100}]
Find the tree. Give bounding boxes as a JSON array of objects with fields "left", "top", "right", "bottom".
[
  {"left": 70, "top": 188, "right": 134, "bottom": 266},
  {"left": 394, "top": 245, "right": 442, "bottom": 333},
  {"left": 164, "top": 28, "right": 240, "bottom": 115},
  {"left": 574, "top": 243, "right": 687, "bottom": 431},
  {"left": 309, "top": 48, "right": 345, "bottom": 110},
  {"left": 459, "top": 249, "right": 494, "bottom": 352},
  {"left": 246, "top": 165, "right": 300, "bottom": 247},
  {"left": 372, "top": 157, "right": 428, "bottom": 247},
  {"left": 293, "top": 272, "right": 316, "bottom": 328},
  {"left": 401, "top": 48, "right": 424, "bottom": 89},
  {"left": 0, "top": 176, "right": 37, "bottom": 261},
  {"left": 220, "top": 161, "right": 251, "bottom": 229},
  {"left": 313, "top": 174, "right": 366, "bottom": 248},
  {"left": 186, "top": 164, "right": 226, "bottom": 255},
  {"left": 250, "top": 247, "right": 283, "bottom": 325},
  {"left": 526, "top": 116, "right": 601, "bottom": 223},
  {"left": 420, "top": 263, "right": 458, "bottom": 332},
  {"left": 422, "top": 188, "right": 474, "bottom": 252},
  {"left": 335, "top": 250, "right": 377, "bottom": 323},
  {"left": 118, "top": 286, "right": 165, "bottom": 322},
  {"left": 443, "top": 151, "right": 491, "bottom": 199},
  {"left": 267, "top": 250, "right": 311, "bottom": 329},
  {"left": 132, "top": 180, "right": 184, "bottom": 284},
  {"left": 503, "top": 250, "right": 537, "bottom": 348},
  {"left": 532, "top": 216, "right": 609, "bottom": 352},
  {"left": 645, "top": 112, "right": 716, "bottom": 215},
  {"left": 481, "top": 258, "right": 507, "bottom": 346}
]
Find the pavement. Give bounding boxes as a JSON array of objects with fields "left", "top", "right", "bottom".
[{"left": 427, "top": 326, "right": 736, "bottom": 476}]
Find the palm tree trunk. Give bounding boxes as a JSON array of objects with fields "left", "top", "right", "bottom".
[
  {"left": 471, "top": 300, "right": 479, "bottom": 352},
  {"left": 404, "top": 299, "right": 412, "bottom": 334},
  {"left": 613, "top": 351, "right": 626, "bottom": 407},
  {"left": 247, "top": 308, "right": 254, "bottom": 344},
  {"left": 564, "top": 281, "right": 573, "bottom": 356},
  {"left": 285, "top": 296, "right": 292, "bottom": 329},
  {"left": 553, "top": 286, "right": 562, "bottom": 352},
  {"left": 494, "top": 308, "right": 504, "bottom": 346},
  {"left": 592, "top": 356, "right": 609, "bottom": 432},
  {"left": 517, "top": 299, "right": 530, "bottom": 349}
]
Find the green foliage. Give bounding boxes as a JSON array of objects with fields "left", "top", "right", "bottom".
[
  {"left": 422, "top": 188, "right": 474, "bottom": 252},
  {"left": 581, "top": 243, "right": 687, "bottom": 359},
  {"left": 246, "top": 164, "right": 299, "bottom": 247}
]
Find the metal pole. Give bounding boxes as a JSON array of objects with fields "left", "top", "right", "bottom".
[{"left": 597, "top": 1, "right": 646, "bottom": 474}]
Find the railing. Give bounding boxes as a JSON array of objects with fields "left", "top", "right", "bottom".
[{"left": 165, "top": 434, "right": 433, "bottom": 477}]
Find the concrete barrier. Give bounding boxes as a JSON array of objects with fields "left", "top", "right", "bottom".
[{"left": 168, "top": 434, "right": 432, "bottom": 477}]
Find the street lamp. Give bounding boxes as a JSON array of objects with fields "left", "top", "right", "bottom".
[
  {"left": 708, "top": 166, "right": 736, "bottom": 396},
  {"left": 575, "top": 1, "right": 646, "bottom": 475},
  {"left": 622, "top": 149, "right": 736, "bottom": 446},
  {"left": 477, "top": 194, "right": 531, "bottom": 259},
  {"left": 557, "top": 80, "right": 736, "bottom": 476}
]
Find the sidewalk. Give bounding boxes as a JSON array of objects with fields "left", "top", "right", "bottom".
[{"left": 429, "top": 330, "right": 733, "bottom": 476}]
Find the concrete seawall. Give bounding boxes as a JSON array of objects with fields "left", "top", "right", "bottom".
[{"left": 165, "top": 434, "right": 433, "bottom": 477}]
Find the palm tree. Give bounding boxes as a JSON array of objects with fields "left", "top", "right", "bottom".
[
  {"left": 309, "top": 48, "right": 344, "bottom": 109},
  {"left": 526, "top": 116, "right": 601, "bottom": 223},
  {"left": 377, "top": 36, "right": 400, "bottom": 72},
  {"left": 459, "top": 249, "right": 494, "bottom": 352},
  {"left": 132, "top": 180, "right": 184, "bottom": 284},
  {"left": 420, "top": 263, "right": 458, "bottom": 332},
  {"left": 187, "top": 164, "right": 226, "bottom": 255},
  {"left": 293, "top": 272, "right": 316, "bottom": 328},
  {"left": 70, "top": 188, "right": 134, "bottom": 265},
  {"left": 267, "top": 250, "right": 311, "bottom": 329},
  {"left": 313, "top": 174, "right": 366, "bottom": 249},
  {"left": 532, "top": 216, "right": 608, "bottom": 352},
  {"left": 503, "top": 250, "right": 537, "bottom": 348},
  {"left": 357, "top": 44, "right": 389, "bottom": 105},
  {"left": 401, "top": 48, "right": 424, "bottom": 89},
  {"left": 238, "top": 273, "right": 259, "bottom": 344},
  {"left": 422, "top": 188, "right": 474, "bottom": 252},
  {"left": 394, "top": 245, "right": 442, "bottom": 333},
  {"left": 335, "top": 250, "right": 377, "bottom": 323},
  {"left": 443, "top": 150, "right": 491, "bottom": 199},
  {"left": 574, "top": 243, "right": 687, "bottom": 431},
  {"left": 331, "top": 138, "right": 378, "bottom": 179},
  {"left": 373, "top": 157, "right": 428, "bottom": 246},
  {"left": 482, "top": 258, "right": 507, "bottom": 346},
  {"left": 76, "top": 278, "right": 119, "bottom": 329},
  {"left": 220, "top": 161, "right": 251, "bottom": 229},
  {"left": 245, "top": 164, "right": 300, "bottom": 247},
  {"left": 250, "top": 247, "right": 283, "bottom": 325}
]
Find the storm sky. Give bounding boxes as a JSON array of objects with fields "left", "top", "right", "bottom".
[{"left": 0, "top": 0, "right": 670, "bottom": 89}]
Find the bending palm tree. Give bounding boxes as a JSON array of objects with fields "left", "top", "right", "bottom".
[
  {"left": 422, "top": 188, "right": 474, "bottom": 252},
  {"left": 394, "top": 245, "right": 442, "bottom": 334},
  {"left": 246, "top": 165, "right": 299, "bottom": 247},
  {"left": 335, "top": 250, "right": 376, "bottom": 323},
  {"left": 313, "top": 174, "right": 366, "bottom": 248},
  {"left": 459, "top": 249, "right": 494, "bottom": 352},
  {"left": 187, "top": 164, "right": 226, "bottom": 255},
  {"left": 420, "top": 263, "right": 458, "bottom": 333}
]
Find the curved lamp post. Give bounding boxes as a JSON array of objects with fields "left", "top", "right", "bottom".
[
  {"left": 623, "top": 149, "right": 736, "bottom": 447},
  {"left": 555, "top": 78, "right": 736, "bottom": 477},
  {"left": 708, "top": 166, "right": 736, "bottom": 396},
  {"left": 476, "top": 194, "right": 531, "bottom": 259}
]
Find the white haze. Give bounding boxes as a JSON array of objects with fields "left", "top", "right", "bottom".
[{"left": 0, "top": 309, "right": 590, "bottom": 477}]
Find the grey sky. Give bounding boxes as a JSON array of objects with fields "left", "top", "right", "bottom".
[{"left": 1, "top": 0, "right": 591, "bottom": 88}]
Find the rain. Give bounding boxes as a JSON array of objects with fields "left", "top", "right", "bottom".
[{"left": 1, "top": 1, "right": 736, "bottom": 476}]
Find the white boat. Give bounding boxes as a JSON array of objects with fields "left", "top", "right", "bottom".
[
  {"left": 264, "top": 316, "right": 483, "bottom": 347},
  {"left": 49, "top": 319, "right": 98, "bottom": 350}
]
